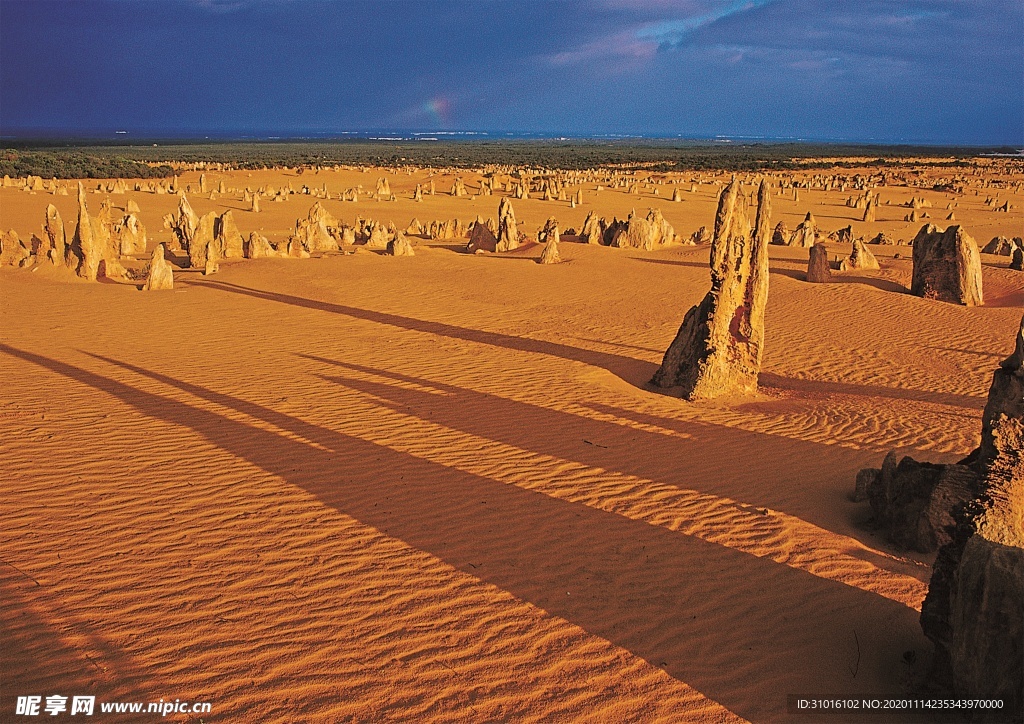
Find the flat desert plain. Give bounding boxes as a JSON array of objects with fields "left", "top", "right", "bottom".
[{"left": 1, "top": 161, "right": 1022, "bottom": 722}]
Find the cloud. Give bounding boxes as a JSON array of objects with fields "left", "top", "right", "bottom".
[
  {"left": 541, "top": 0, "right": 775, "bottom": 70},
  {"left": 635, "top": 0, "right": 774, "bottom": 48}
]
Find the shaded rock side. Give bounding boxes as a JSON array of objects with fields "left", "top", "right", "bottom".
[
  {"left": 921, "top": 414, "right": 1023, "bottom": 721},
  {"left": 910, "top": 224, "right": 983, "bottom": 306},
  {"left": 466, "top": 222, "right": 497, "bottom": 253},
  {"left": 806, "top": 242, "right": 832, "bottom": 283},
  {"left": 387, "top": 231, "right": 415, "bottom": 257},
  {"left": 865, "top": 451, "right": 979, "bottom": 553}
]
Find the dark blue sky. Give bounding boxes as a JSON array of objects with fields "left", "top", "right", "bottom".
[{"left": 1, "top": 0, "right": 1021, "bottom": 144}]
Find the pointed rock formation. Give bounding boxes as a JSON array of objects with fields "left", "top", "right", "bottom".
[
  {"left": 188, "top": 212, "right": 218, "bottom": 270},
  {"left": 287, "top": 237, "right": 310, "bottom": 258},
  {"left": 611, "top": 208, "right": 677, "bottom": 250},
  {"left": 538, "top": 217, "right": 559, "bottom": 245},
  {"left": 651, "top": 178, "right": 771, "bottom": 400},
  {"left": 538, "top": 232, "right": 561, "bottom": 265},
  {"left": 789, "top": 213, "right": 817, "bottom": 247},
  {"left": 245, "top": 232, "right": 276, "bottom": 259},
  {"left": 807, "top": 243, "right": 832, "bottom": 283},
  {"left": 690, "top": 226, "right": 712, "bottom": 245},
  {"left": 387, "top": 230, "right": 415, "bottom": 257},
  {"left": 216, "top": 211, "right": 245, "bottom": 258},
  {"left": 580, "top": 211, "right": 605, "bottom": 245},
  {"left": 1, "top": 230, "right": 31, "bottom": 267},
  {"left": 69, "top": 183, "right": 102, "bottom": 280},
  {"left": 910, "top": 225, "right": 983, "bottom": 306},
  {"left": 496, "top": 198, "right": 520, "bottom": 253},
  {"left": 41, "top": 204, "right": 65, "bottom": 265},
  {"left": 365, "top": 221, "right": 390, "bottom": 250},
  {"left": 142, "top": 243, "right": 174, "bottom": 290},
  {"left": 466, "top": 221, "right": 498, "bottom": 253},
  {"left": 839, "top": 238, "right": 880, "bottom": 271},
  {"left": 169, "top": 192, "right": 199, "bottom": 253},
  {"left": 770, "top": 221, "right": 789, "bottom": 246},
  {"left": 982, "top": 236, "right": 1019, "bottom": 256},
  {"left": 115, "top": 213, "right": 147, "bottom": 256},
  {"left": 292, "top": 202, "right": 339, "bottom": 253},
  {"left": 863, "top": 194, "right": 876, "bottom": 222}
]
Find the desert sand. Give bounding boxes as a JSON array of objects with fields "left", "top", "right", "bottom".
[{"left": 2, "top": 161, "right": 1022, "bottom": 722}]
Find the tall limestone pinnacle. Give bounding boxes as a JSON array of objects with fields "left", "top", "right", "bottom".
[{"left": 651, "top": 178, "right": 771, "bottom": 400}]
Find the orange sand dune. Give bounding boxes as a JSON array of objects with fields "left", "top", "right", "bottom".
[{"left": 1, "top": 166, "right": 1022, "bottom": 722}]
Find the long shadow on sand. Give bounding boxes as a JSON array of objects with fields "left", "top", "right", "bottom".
[
  {"left": 770, "top": 268, "right": 909, "bottom": 294},
  {"left": 0, "top": 344, "right": 927, "bottom": 722},
  {"left": 759, "top": 372, "right": 985, "bottom": 410},
  {"left": 632, "top": 257, "right": 707, "bottom": 269},
  {"left": 299, "top": 356, "right": 892, "bottom": 533},
  {"left": 189, "top": 279, "right": 658, "bottom": 387}
]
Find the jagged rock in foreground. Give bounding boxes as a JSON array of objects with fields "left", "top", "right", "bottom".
[
  {"left": 859, "top": 317, "right": 1023, "bottom": 718},
  {"left": 806, "top": 242, "right": 832, "bottom": 283},
  {"left": 862, "top": 451, "right": 978, "bottom": 552},
  {"left": 919, "top": 316, "right": 1024, "bottom": 719},
  {"left": 1012, "top": 248, "right": 1024, "bottom": 272},
  {"left": 839, "top": 238, "right": 880, "bottom": 271},
  {"left": 910, "top": 225, "right": 983, "bottom": 306},
  {"left": 143, "top": 244, "right": 174, "bottom": 290},
  {"left": 979, "top": 316, "right": 1024, "bottom": 471},
  {"left": 650, "top": 178, "right": 770, "bottom": 400}
]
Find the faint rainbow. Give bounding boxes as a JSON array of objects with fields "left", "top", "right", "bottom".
[{"left": 422, "top": 96, "right": 452, "bottom": 125}]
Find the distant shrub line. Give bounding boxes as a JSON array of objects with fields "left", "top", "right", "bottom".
[
  {"left": 0, "top": 150, "right": 174, "bottom": 179},
  {"left": 0, "top": 141, "right": 1009, "bottom": 178}
]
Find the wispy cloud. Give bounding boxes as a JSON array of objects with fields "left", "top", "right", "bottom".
[
  {"left": 544, "top": 0, "right": 774, "bottom": 70},
  {"left": 635, "top": 0, "right": 773, "bottom": 48}
]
